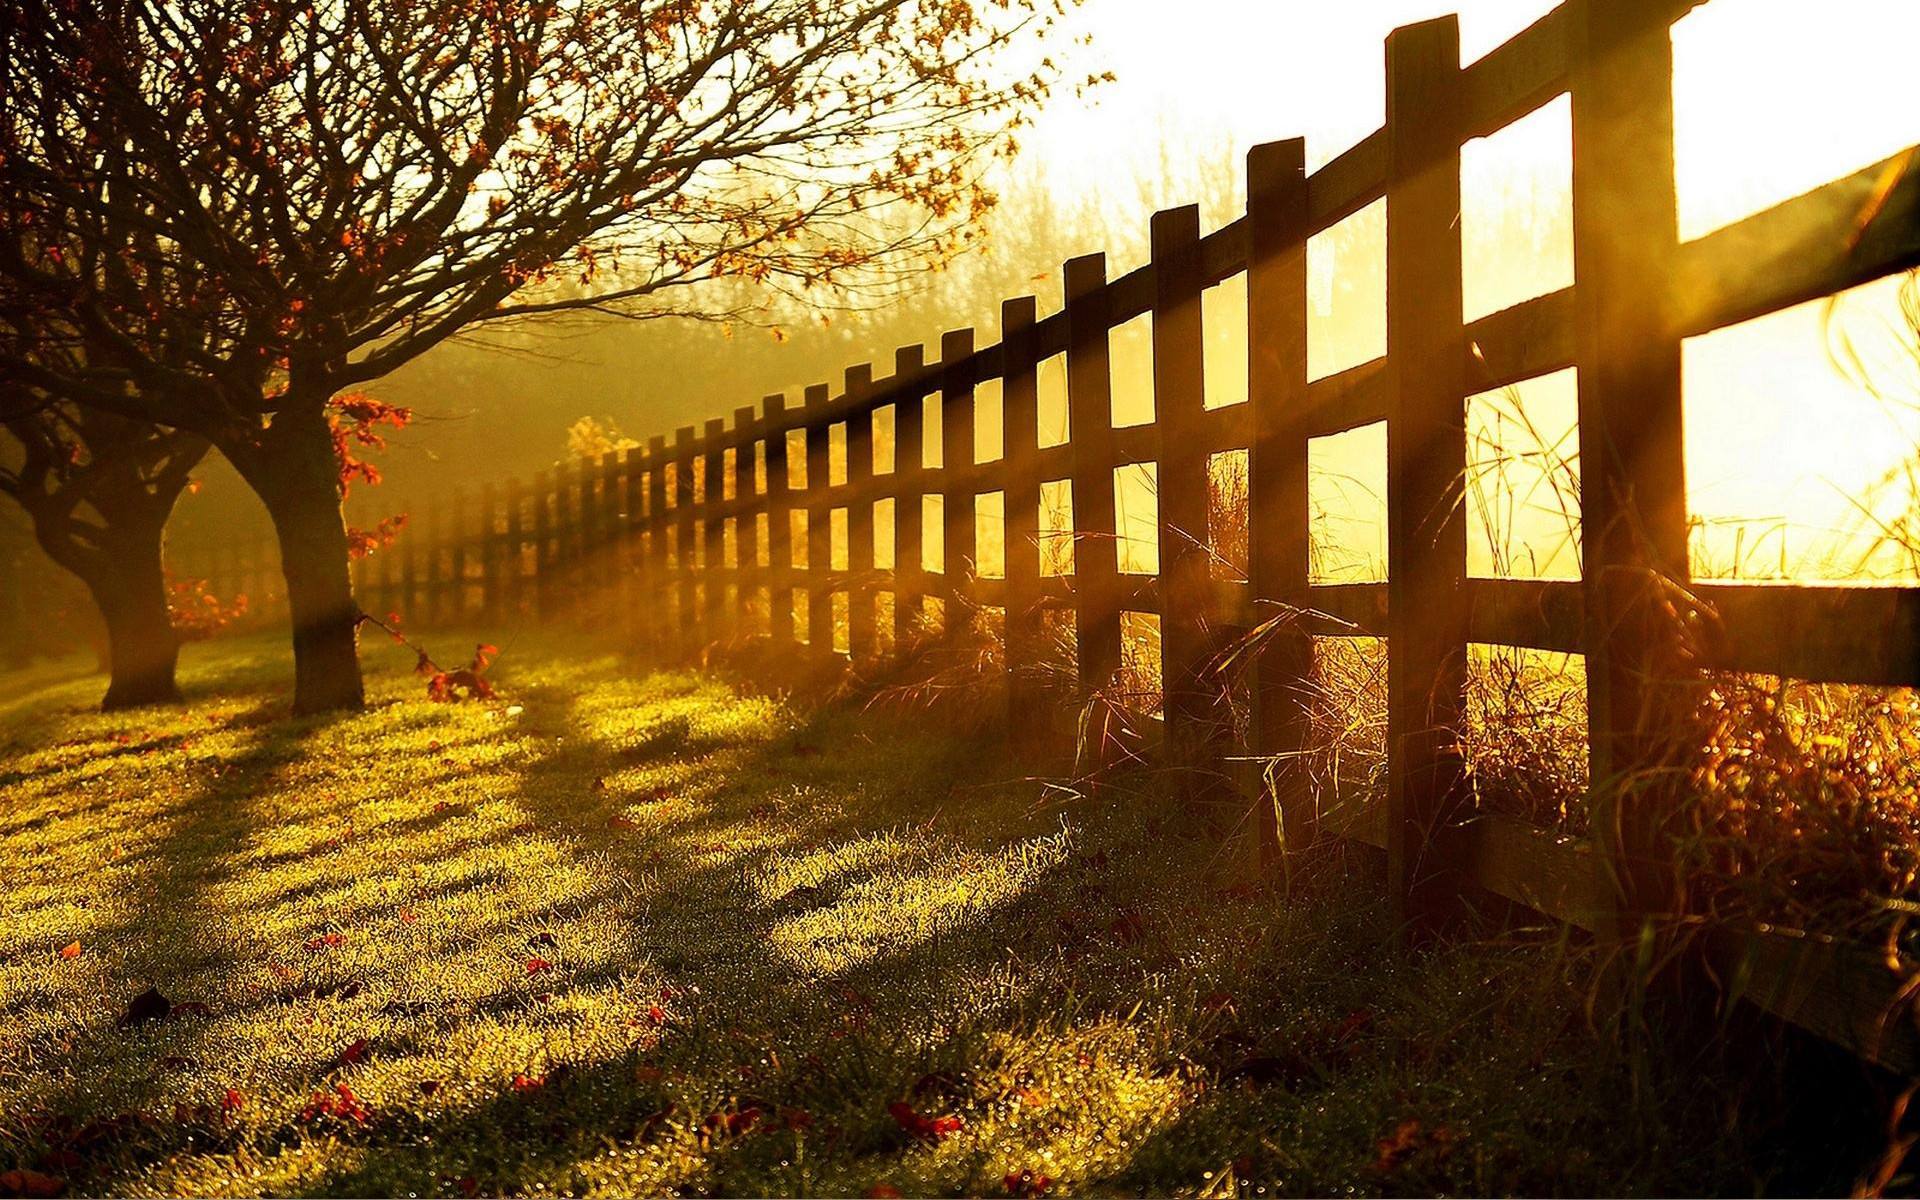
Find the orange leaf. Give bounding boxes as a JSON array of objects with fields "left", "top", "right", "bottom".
[{"left": 58, "top": 941, "right": 82, "bottom": 960}]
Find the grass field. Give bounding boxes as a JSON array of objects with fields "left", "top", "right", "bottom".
[{"left": 0, "top": 629, "right": 1891, "bottom": 1197}]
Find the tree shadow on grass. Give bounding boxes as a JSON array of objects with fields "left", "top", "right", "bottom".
[{"left": 308, "top": 668, "right": 1297, "bottom": 1197}]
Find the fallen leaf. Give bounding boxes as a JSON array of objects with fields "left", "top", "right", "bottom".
[
  {"left": 418, "top": 1080, "right": 441, "bottom": 1096},
  {"left": 512, "top": 1072, "right": 544, "bottom": 1092},
  {"left": 221, "top": 1088, "right": 245, "bottom": 1112},
  {"left": 1005, "top": 1169, "right": 1053, "bottom": 1197},
  {"left": 118, "top": 986, "right": 171, "bottom": 1027},
  {"left": 58, "top": 941, "right": 82, "bottom": 961},
  {"left": 865, "top": 1186, "right": 903, "bottom": 1199},
  {"left": 526, "top": 958, "right": 553, "bottom": 976},
  {"left": 333, "top": 1038, "right": 371, "bottom": 1068},
  {"left": 888, "top": 1100, "right": 964, "bottom": 1142}
]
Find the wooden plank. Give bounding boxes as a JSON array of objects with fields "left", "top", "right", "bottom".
[
  {"left": 1303, "top": 357, "right": 1390, "bottom": 436},
  {"left": 1002, "top": 297, "right": 1046, "bottom": 745},
  {"left": 1467, "top": 577, "right": 1584, "bottom": 653},
  {"left": 1464, "top": 287, "right": 1576, "bottom": 393},
  {"left": 760, "top": 399, "right": 793, "bottom": 644},
  {"left": 644, "top": 436, "right": 669, "bottom": 647},
  {"left": 892, "top": 346, "right": 928, "bottom": 644},
  {"left": 940, "top": 329, "right": 977, "bottom": 632},
  {"left": 1151, "top": 203, "right": 1231, "bottom": 788},
  {"left": 804, "top": 386, "right": 833, "bottom": 652},
  {"left": 1308, "top": 128, "right": 1389, "bottom": 233},
  {"left": 845, "top": 365, "right": 877, "bottom": 659},
  {"left": 1675, "top": 147, "right": 1920, "bottom": 338},
  {"left": 1706, "top": 926, "right": 1920, "bottom": 1075},
  {"left": 732, "top": 406, "right": 760, "bottom": 636},
  {"left": 1067, "top": 253, "right": 1124, "bottom": 694},
  {"left": 1570, "top": 0, "right": 1694, "bottom": 940},
  {"left": 1246, "top": 138, "right": 1318, "bottom": 855},
  {"left": 672, "top": 427, "right": 697, "bottom": 642},
  {"left": 1696, "top": 583, "right": 1920, "bottom": 688},
  {"left": 1454, "top": 813, "right": 1610, "bottom": 930},
  {"left": 1384, "top": 15, "right": 1472, "bottom": 929},
  {"left": 1459, "top": 2, "right": 1570, "bottom": 139},
  {"left": 702, "top": 417, "right": 727, "bottom": 632}
]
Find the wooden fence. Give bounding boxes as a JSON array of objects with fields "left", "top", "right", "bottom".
[{"left": 180, "top": 0, "right": 1920, "bottom": 1071}]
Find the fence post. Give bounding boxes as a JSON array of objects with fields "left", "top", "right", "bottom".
[
  {"left": 702, "top": 416, "right": 726, "bottom": 635},
  {"left": 1066, "top": 253, "right": 1123, "bottom": 699},
  {"left": 672, "top": 426, "right": 697, "bottom": 647},
  {"left": 478, "top": 482, "right": 499, "bottom": 620},
  {"left": 845, "top": 365, "right": 877, "bottom": 660},
  {"left": 599, "top": 450, "right": 621, "bottom": 598},
  {"left": 1571, "top": 0, "right": 1694, "bottom": 943},
  {"left": 1151, "top": 204, "right": 1232, "bottom": 798},
  {"left": 644, "top": 435, "right": 669, "bottom": 648},
  {"left": 619, "top": 446, "right": 642, "bottom": 642},
  {"left": 893, "top": 346, "right": 928, "bottom": 644},
  {"left": 1384, "top": 16, "right": 1470, "bottom": 930},
  {"left": 734, "top": 405, "right": 761, "bottom": 637},
  {"left": 1002, "top": 296, "right": 1045, "bottom": 748},
  {"left": 1245, "top": 138, "right": 1317, "bottom": 861},
  {"left": 503, "top": 478, "right": 524, "bottom": 619},
  {"left": 939, "top": 329, "right": 976, "bottom": 637},
  {"left": 761, "top": 397, "right": 793, "bottom": 644},
  {"left": 804, "top": 385, "right": 833, "bottom": 651}
]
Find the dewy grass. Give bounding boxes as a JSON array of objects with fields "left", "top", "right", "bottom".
[{"left": 0, "top": 629, "right": 1894, "bottom": 1197}]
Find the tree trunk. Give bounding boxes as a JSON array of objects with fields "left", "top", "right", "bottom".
[
  {"left": 246, "top": 407, "right": 365, "bottom": 715},
  {"left": 88, "top": 526, "right": 184, "bottom": 710}
]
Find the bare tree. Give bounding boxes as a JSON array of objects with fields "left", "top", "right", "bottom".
[
  {"left": 0, "top": 0, "right": 1084, "bottom": 711},
  {"left": 0, "top": 397, "right": 208, "bottom": 707}
]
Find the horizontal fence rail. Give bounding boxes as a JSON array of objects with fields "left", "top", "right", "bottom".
[{"left": 175, "top": 0, "right": 1920, "bottom": 1071}]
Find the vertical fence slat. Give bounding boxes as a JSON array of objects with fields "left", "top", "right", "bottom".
[
  {"left": 504, "top": 477, "right": 525, "bottom": 620},
  {"left": 673, "top": 425, "right": 697, "bottom": 646},
  {"left": 940, "top": 329, "right": 976, "bottom": 635},
  {"left": 1002, "top": 297, "right": 1044, "bottom": 744},
  {"left": 1245, "top": 138, "right": 1316, "bottom": 858},
  {"left": 532, "top": 470, "right": 553, "bottom": 621},
  {"left": 620, "top": 446, "right": 642, "bottom": 642},
  {"left": 1572, "top": 0, "right": 1694, "bottom": 939},
  {"left": 1066, "top": 253, "right": 1123, "bottom": 698},
  {"left": 643, "top": 435, "right": 668, "bottom": 647},
  {"left": 762, "top": 396, "right": 793, "bottom": 644},
  {"left": 893, "top": 346, "right": 928, "bottom": 644},
  {"left": 1151, "top": 204, "right": 1228, "bottom": 792},
  {"left": 804, "top": 385, "right": 833, "bottom": 651},
  {"left": 1383, "top": 16, "right": 1470, "bottom": 928},
  {"left": 702, "top": 417, "right": 726, "bottom": 633},
  {"left": 845, "top": 365, "right": 877, "bottom": 660},
  {"left": 733, "top": 405, "right": 761, "bottom": 637}
]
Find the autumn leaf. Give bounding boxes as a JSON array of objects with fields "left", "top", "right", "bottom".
[
  {"left": 864, "top": 1186, "right": 903, "bottom": 1199},
  {"left": 888, "top": 1100, "right": 964, "bottom": 1142},
  {"left": 526, "top": 957, "right": 553, "bottom": 975},
  {"left": 333, "top": 1038, "right": 371, "bottom": 1068},
  {"left": 1004, "top": 1169, "right": 1053, "bottom": 1197},
  {"left": 58, "top": 940, "right": 82, "bottom": 960}
]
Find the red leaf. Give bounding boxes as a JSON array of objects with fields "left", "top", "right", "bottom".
[
  {"left": 58, "top": 941, "right": 82, "bottom": 960},
  {"left": 334, "top": 1038, "right": 371, "bottom": 1068},
  {"left": 512, "top": 1072, "right": 544, "bottom": 1092},
  {"left": 526, "top": 958, "right": 553, "bottom": 976},
  {"left": 221, "top": 1088, "right": 245, "bottom": 1112},
  {"left": 1004, "top": 1169, "right": 1053, "bottom": 1197},
  {"left": 888, "top": 1100, "right": 964, "bottom": 1142},
  {"left": 646, "top": 1004, "right": 666, "bottom": 1026},
  {"left": 300, "top": 1084, "right": 369, "bottom": 1124},
  {"left": 0, "top": 1169, "right": 65, "bottom": 1197}
]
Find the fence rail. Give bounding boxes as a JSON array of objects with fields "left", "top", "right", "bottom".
[{"left": 180, "top": 0, "right": 1920, "bottom": 1071}]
